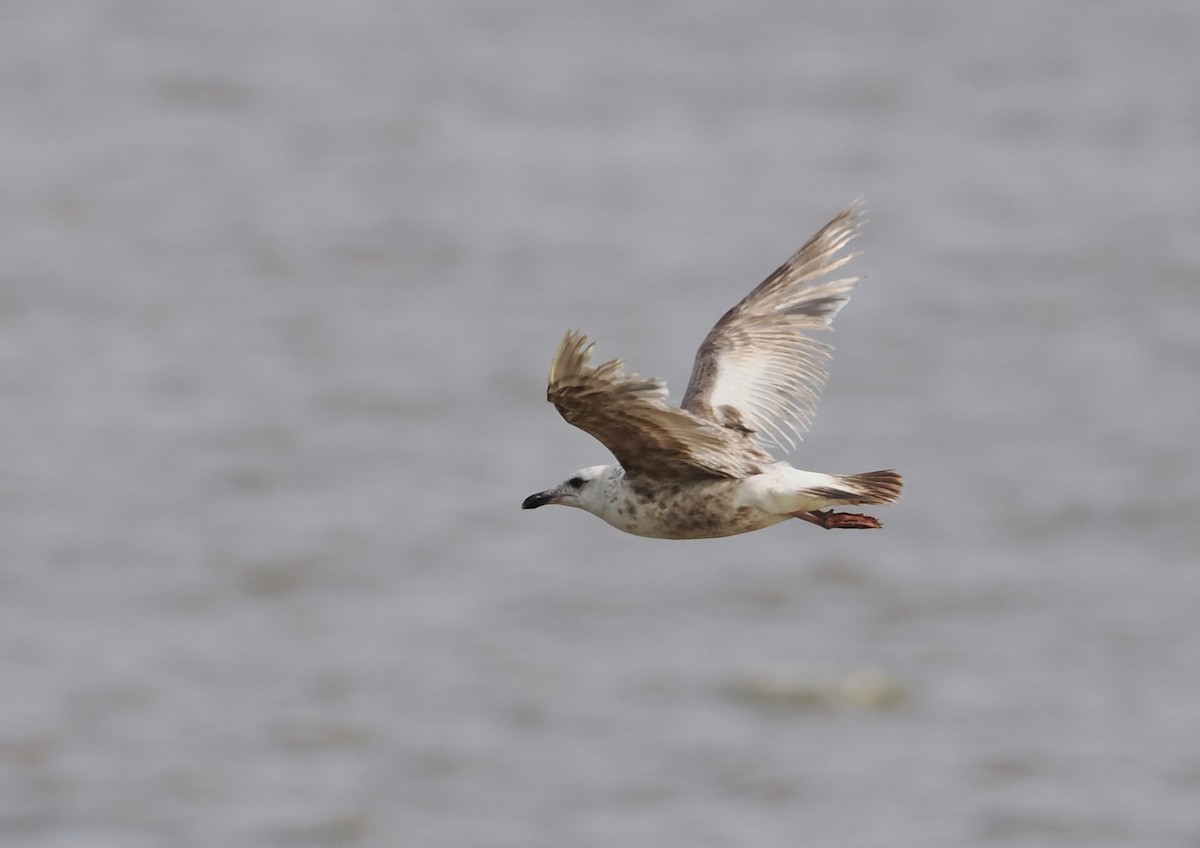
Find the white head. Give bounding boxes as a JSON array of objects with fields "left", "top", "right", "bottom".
[{"left": 521, "top": 464, "right": 615, "bottom": 516}]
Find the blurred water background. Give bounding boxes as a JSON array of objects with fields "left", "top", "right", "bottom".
[{"left": 2, "top": 1, "right": 1199, "bottom": 846}]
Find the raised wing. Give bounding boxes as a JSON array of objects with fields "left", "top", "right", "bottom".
[
  {"left": 546, "top": 331, "right": 768, "bottom": 481},
  {"left": 681, "top": 203, "right": 864, "bottom": 451}
]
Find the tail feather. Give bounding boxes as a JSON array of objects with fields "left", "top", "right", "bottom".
[{"left": 812, "top": 470, "right": 902, "bottom": 505}]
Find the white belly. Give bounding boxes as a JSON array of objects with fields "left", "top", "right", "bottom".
[{"left": 598, "top": 477, "right": 789, "bottom": 540}]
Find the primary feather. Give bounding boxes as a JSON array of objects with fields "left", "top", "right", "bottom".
[{"left": 680, "top": 202, "right": 863, "bottom": 451}]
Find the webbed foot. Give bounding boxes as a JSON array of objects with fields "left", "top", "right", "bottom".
[{"left": 793, "top": 509, "right": 883, "bottom": 529}]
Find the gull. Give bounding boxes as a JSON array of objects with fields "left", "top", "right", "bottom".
[{"left": 522, "top": 204, "right": 901, "bottom": 539}]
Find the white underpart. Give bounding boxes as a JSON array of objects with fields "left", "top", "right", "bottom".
[
  {"left": 731, "top": 464, "right": 847, "bottom": 513},
  {"left": 561, "top": 463, "right": 858, "bottom": 540}
]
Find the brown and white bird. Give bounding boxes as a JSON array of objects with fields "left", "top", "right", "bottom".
[{"left": 521, "top": 204, "right": 901, "bottom": 539}]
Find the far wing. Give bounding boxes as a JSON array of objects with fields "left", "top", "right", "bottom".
[
  {"left": 546, "top": 331, "right": 767, "bottom": 481},
  {"left": 681, "top": 203, "right": 864, "bottom": 451}
]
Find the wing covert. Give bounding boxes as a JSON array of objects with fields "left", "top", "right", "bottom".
[{"left": 546, "top": 331, "right": 767, "bottom": 480}]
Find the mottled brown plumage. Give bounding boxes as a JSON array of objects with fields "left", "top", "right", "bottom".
[
  {"left": 546, "top": 331, "right": 770, "bottom": 481},
  {"left": 525, "top": 203, "right": 902, "bottom": 539}
]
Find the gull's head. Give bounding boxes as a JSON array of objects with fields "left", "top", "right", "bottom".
[{"left": 521, "top": 465, "right": 613, "bottom": 514}]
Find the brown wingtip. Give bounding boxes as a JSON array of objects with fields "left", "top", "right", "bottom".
[{"left": 548, "top": 330, "right": 593, "bottom": 389}]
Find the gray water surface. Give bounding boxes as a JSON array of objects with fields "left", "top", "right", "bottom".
[{"left": 2, "top": 2, "right": 1199, "bottom": 846}]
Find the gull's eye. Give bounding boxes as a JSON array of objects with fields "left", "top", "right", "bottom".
[{"left": 567, "top": 476, "right": 585, "bottom": 489}]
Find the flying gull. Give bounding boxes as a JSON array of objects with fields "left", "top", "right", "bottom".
[{"left": 522, "top": 203, "right": 902, "bottom": 539}]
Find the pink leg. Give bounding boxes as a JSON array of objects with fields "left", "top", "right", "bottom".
[{"left": 793, "top": 509, "right": 883, "bottom": 529}]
